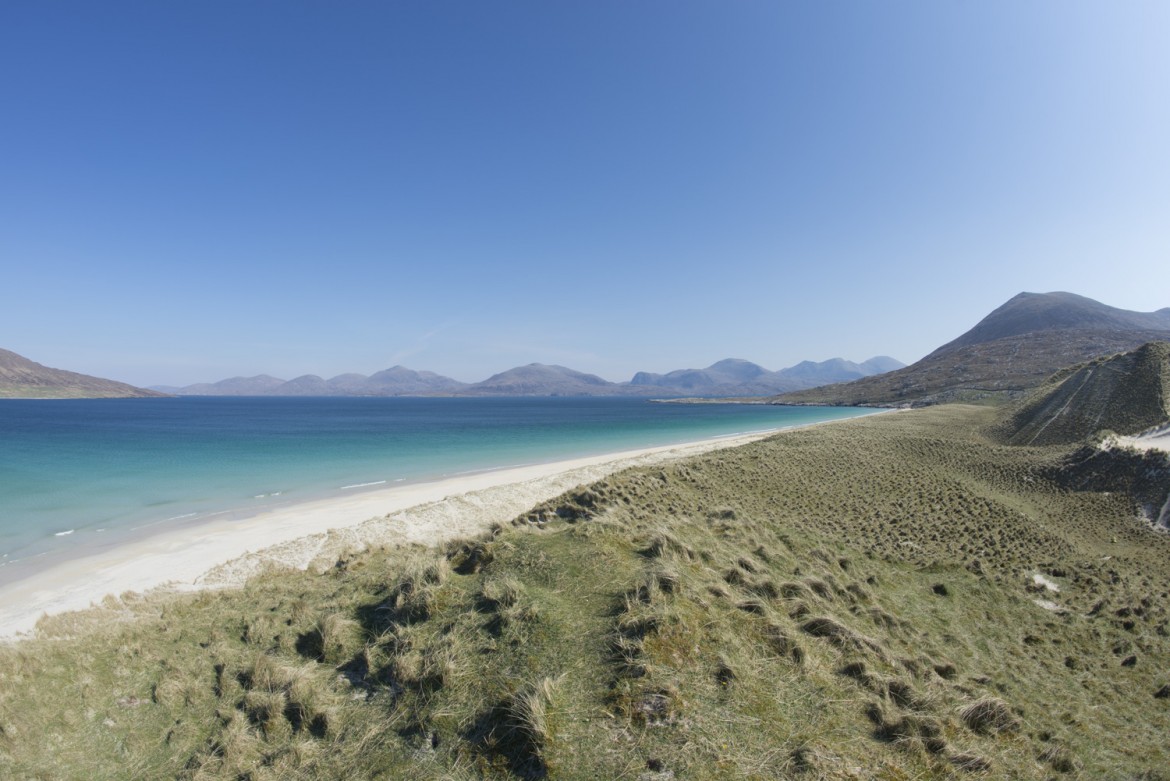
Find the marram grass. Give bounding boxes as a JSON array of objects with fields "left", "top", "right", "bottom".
[{"left": 1, "top": 405, "right": 1168, "bottom": 780}]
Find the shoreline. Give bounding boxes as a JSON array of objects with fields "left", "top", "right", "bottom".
[
  {"left": 0, "top": 421, "right": 801, "bottom": 586},
  {"left": 0, "top": 427, "right": 794, "bottom": 640}
]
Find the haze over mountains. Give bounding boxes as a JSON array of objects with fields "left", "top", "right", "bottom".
[
  {"left": 775, "top": 292, "right": 1170, "bottom": 407},
  {"left": 153, "top": 356, "right": 905, "bottom": 398}
]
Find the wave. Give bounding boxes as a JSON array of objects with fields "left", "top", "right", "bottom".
[
  {"left": 54, "top": 529, "right": 75, "bottom": 537},
  {"left": 340, "top": 480, "right": 387, "bottom": 490}
]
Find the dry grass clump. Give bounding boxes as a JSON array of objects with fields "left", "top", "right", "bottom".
[
  {"left": 466, "top": 677, "right": 564, "bottom": 771},
  {"left": 295, "top": 612, "right": 363, "bottom": 665},
  {"left": 949, "top": 751, "right": 993, "bottom": 772},
  {"left": 761, "top": 620, "right": 804, "bottom": 664},
  {"left": 799, "top": 615, "right": 884, "bottom": 655},
  {"left": 390, "top": 634, "right": 459, "bottom": 693},
  {"left": 610, "top": 593, "right": 665, "bottom": 682},
  {"left": 803, "top": 577, "right": 835, "bottom": 600},
  {"left": 165, "top": 650, "right": 341, "bottom": 777},
  {"left": 1039, "top": 743, "right": 1080, "bottom": 774},
  {"left": 838, "top": 659, "right": 886, "bottom": 694},
  {"left": 870, "top": 709, "right": 948, "bottom": 755},
  {"left": 479, "top": 575, "right": 542, "bottom": 639},
  {"left": 779, "top": 580, "right": 812, "bottom": 600},
  {"left": 446, "top": 535, "right": 495, "bottom": 574},
  {"left": 959, "top": 697, "right": 1020, "bottom": 735},
  {"left": 507, "top": 675, "right": 560, "bottom": 751},
  {"left": 382, "top": 552, "right": 450, "bottom": 624},
  {"left": 886, "top": 678, "right": 931, "bottom": 711},
  {"left": 640, "top": 529, "right": 696, "bottom": 561},
  {"left": 480, "top": 575, "right": 524, "bottom": 609}
]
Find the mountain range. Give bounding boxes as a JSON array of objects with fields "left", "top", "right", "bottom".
[
  {"left": 8, "top": 290, "right": 1165, "bottom": 402},
  {"left": 152, "top": 355, "right": 905, "bottom": 398},
  {"left": 773, "top": 291, "right": 1170, "bottom": 407}
]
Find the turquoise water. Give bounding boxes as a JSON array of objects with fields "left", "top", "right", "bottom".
[{"left": 0, "top": 397, "right": 875, "bottom": 580}]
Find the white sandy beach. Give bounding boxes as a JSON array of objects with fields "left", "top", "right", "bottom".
[{"left": 0, "top": 429, "right": 787, "bottom": 641}]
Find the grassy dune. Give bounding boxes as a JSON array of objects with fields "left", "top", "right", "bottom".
[
  {"left": 994, "top": 341, "right": 1170, "bottom": 447},
  {"left": 2, "top": 406, "right": 1168, "bottom": 779}
]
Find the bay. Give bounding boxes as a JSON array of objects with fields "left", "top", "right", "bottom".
[{"left": 0, "top": 396, "right": 875, "bottom": 574}]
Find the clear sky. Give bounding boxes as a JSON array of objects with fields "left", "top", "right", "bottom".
[{"left": 2, "top": 2, "right": 1168, "bottom": 387}]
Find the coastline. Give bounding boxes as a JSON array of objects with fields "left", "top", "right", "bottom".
[{"left": 0, "top": 426, "right": 802, "bottom": 640}]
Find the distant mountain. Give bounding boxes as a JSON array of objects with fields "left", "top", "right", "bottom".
[
  {"left": 776, "top": 356, "right": 904, "bottom": 386},
  {"left": 167, "top": 367, "right": 469, "bottom": 397},
  {"left": 0, "top": 348, "right": 164, "bottom": 399},
  {"left": 858, "top": 355, "right": 905, "bottom": 374},
  {"left": 273, "top": 375, "right": 333, "bottom": 396},
  {"left": 773, "top": 292, "right": 1170, "bottom": 407},
  {"left": 631, "top": 359, "right": 775, "bottom": 393},
  {"left": 993, "top": 341, "right": 1170, "bottom": 447},
  {"left": 461, "top": 364, "right": 619, "bottom": 396},
  {"left": 320, "top": 373, "right": 370, "bottom": 394},
  {"left": 364, "top": 366, "right": 469, "bottom": 395},
  {"left": 165, "top": 375, "right": 288, "bottom": 396},
  {"left": 631, "top": 356, "right": 904, "bottom": 396},
  {"left": 165, "top": 356, "right": 905, "bottom": 398}
]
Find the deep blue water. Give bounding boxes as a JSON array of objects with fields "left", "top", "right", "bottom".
[{"left": 0, "top": 396, "right": 874, "bottom": 576}]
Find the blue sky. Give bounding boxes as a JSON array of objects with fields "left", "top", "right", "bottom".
[{"left": 2, "top": 2, "right": 1167, "bottom": 386}]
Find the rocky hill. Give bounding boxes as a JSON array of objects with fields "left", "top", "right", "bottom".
[
  {"left": 940, "top": 292, "right": 1170, "bottom": 351},
  {"left": 993, "top": 341, "right": 1170, "bottom": 447},
  {"left": 0, "top": 348, "right": 164, "bottom": 399},
  {"left": 773, "top": 292, "right": 1170, "bottom": 407}
]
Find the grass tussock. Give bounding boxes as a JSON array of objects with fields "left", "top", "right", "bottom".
[
  {"left": 1, "top": 404, "right": 1169, "bottom": 779},
  {"left": 959, "top": 697, "right": 1020, "bottom": 735}
]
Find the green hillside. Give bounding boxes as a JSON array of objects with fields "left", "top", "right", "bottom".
[{"left": 3, "top": 406, "right": 1168, "bottom": 780}]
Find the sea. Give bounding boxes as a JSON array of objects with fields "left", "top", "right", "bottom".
[{"left": 0, "top": 396, "right": 875, "bottom": 582}]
